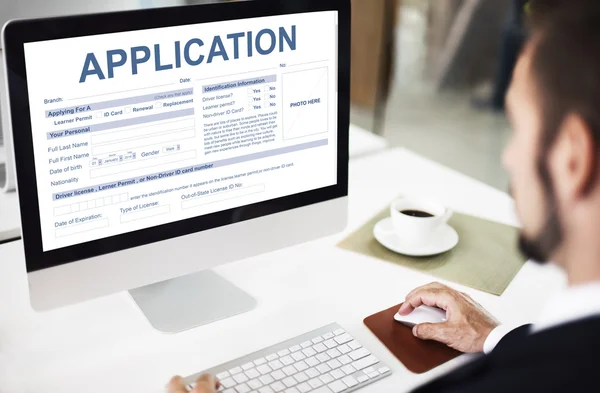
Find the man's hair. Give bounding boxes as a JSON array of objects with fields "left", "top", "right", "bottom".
[{"left": 528, "top": 0, "right": 600, "bottom": 188}]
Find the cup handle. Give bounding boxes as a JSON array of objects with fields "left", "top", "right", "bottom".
[{"left": 442, "top": 208, "right": 453, "bottom": 223}]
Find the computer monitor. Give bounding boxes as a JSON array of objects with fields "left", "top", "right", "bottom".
[{"left": 2, "top": 0, "right": 350, "bottom": 332}]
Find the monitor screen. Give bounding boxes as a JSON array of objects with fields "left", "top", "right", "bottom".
[{"left": 22, "top": 11, "right": 339, "bottom": 252}]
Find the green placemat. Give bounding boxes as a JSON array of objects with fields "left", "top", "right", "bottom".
[{"left": 338, "top": 205, "right": 526, "bottom": 296}]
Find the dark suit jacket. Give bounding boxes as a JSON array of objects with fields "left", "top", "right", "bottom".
[{"left": 412, "top": 316, "right": 600, "bottom": 392}]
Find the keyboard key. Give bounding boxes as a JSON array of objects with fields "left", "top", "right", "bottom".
[
  {"left": 349, "top": 348, "right": 370, "bottom": 361},
  {"left": 259, "top": 387, "right": 274, "bottom": 393},
  {"left": 285, "top": 388, "right": 300, "bottom": 393},
  {"left": 363, "top": 367, "right": 376, "bottom": 375},
  {"left": 280, "top": 356, "right": 294, "bottom": 366},
  {"left": 306, "top": 368, "right": 320, "bottom": 378},
  {"left": 254, "top": 357, "right": 267, "bottom": 366},
  {"left": 301, "top": 341, "right": 312, "bottom": 349},
  {"left": 269, "top": 360, "right": 284, "bottom": 370},
  {"left": 348, "top": 341, "right": 361, "bottom": 350},
  {"left": 334, "top": 334, "right": 352, "bottom": 345},
  {"left": 271, "top": 370, "right": 286, "bottom": 380},
  {"left": 378, "top": 366, "right": 391, "bottom": 374},
  {"left": 248, "top": 379, "right": 263, "bottom": 389},
  {"left": 316, "top": 353, "right": 331, "bottom": 362},
  {"left": 338, "top": 344, "right": 351, "bottom": 355},
  {"left": 223, "top": 389, "right": 235, "bottom": 393},
  {"left": 367, "top": 371, "right": 379, "bottom": 379},
  {"left": 357, "top": 374, "right": 369, "bottom": 383},
  {"left": 341, "top": 365, "right": 356, "bottom": 375},
  {"left": 292, "top": 352, "right": 306, "bottom": 361},
  {"left": 229, "top": 366, "right": 243, "bottom": 375},
  {"left": 278, "top": 349, "right": 291, "bottom": 357},
  {"left": 302, "top": 348, "right": 317, "bottom": 357},
  {"left": 221, "top": 378, "right": 236, "bottom": 388},
  {"left": 338, "top": 355, "right": 352, "bottom": 365},
  {"left": 295, "top": 361, "right": 309, "bottom": 372},
  {"left": 322, "top": 332, "right": 335, "bottom": 340},
  {"left": 330, "top": 369, "right": 345, "bottom": 380},
  {"left": 309, "top": 378, "right": 324, "bottom": 389},
  {"left": 271, "top": 381, "right": 286, "bottom": 392},
  {"left": 333, "top": 329, "right": 345, "bottom": 336},
  {"left": 326, "top": 349, "right": 341, "bottom": 359},
  {"left": 341, "top": 376, "right": 358, "bottom": 388},
  {"left": 234, "top": 373, "right": 249, "bottom": 384},
  {"left": 217, "top": 371, "right": 231, "bottom": 380},
  {"left": 258, "top": 365, "right": 273, "bottom": 375},
  {"left": 282, "top": 377, "right": 297, "bottom": 388},
  {"left": 260, "top": 375, "right": 276, "bottom": 385},
  {"left": 323, "top": 339, "right": 337, "bottom": 349},
  {"left": 282, "top": 366, "right": 297, "bottom": 376},
  {"left": 316, "top": 364, "right": 332, "bottom": 374},
  {"left": 296, "top": 382, "right": 311, "bottom": 393},
  {"left": 245, "top": 369, "right": 261, "bottom": 379},
  {"left": 319, "top": 373, "right": 334, "bottom": 384},
  {"left": 266, "top": 354, "right": 279, "bottom": 362},
  {"left": 312, "top": 337, "right": 324, "bottom": 344},
  {"left": 306, "top": 357, "right": 320, "bottom": 367},
  {"left": 352, "top": 355, "right": 379, "bottom": 371},
  {"left": 235, "top": 383, "right": 251, "bottom": 393},
  {"left": 328, "top": 380, "right": 347, "bottom": 393},
  {"left": 294, "top": 372, "right": 309, "bottom": 383},
  {"left": 242, "top": 362, "right": 255, "bottom": 371},
  {"left": 289, "top": 345, "right": 302, "bottom": 353},
  {"left": 313, "top": 343, "right": 328, "bottom": 353},
  {"left": 327, "top": 359, "right": 342, "bottom": 370}
]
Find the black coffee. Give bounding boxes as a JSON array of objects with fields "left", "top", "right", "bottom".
[{"left": 400, "top": 210, "right": 434, "bottom": 218}]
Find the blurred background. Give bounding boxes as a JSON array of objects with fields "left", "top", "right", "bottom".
[{"left": 0, "top": 0, "right": 518, "bottom": 191}]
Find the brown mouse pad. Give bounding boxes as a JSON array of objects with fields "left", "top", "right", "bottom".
[{"left": 364, "top": 303, "right": 461, "bottom": 374}]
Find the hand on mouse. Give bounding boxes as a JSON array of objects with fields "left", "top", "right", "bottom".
[
  {"left": 167, "top": 374, "right": 219, "bottom": 393},
  {"left": 398, "top": 282, "right": 500, "bottom": 353}
]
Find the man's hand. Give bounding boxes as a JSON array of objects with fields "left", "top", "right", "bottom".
[
  {"left": 398, "top": 282, "right": 500, "bottom": 353},
  {"left": 167, "top": 374, "right": 219, "bottom": 393}
]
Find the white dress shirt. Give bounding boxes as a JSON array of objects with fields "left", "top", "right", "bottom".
[{"left": 483, "top": 282, "right": 600, "bottom": 354}]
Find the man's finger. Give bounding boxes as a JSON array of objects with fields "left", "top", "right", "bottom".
[
  {"left": 412, "top": 322, "right": 451, "bottom": 344},
  {"left": 401, "top": 288, "right": 453, "bottom": 315},
  {"left": 403, "top": 282, "right": 446, "bottom": 305},
  {"left": 400, "top": 283, "right": 453, "bottom": 315},
  {"left": 194, "top": 374, "right": 220, "bottom": 393},
  {"left": 167, "top": 376, "right": 188, "bottom": 393}
]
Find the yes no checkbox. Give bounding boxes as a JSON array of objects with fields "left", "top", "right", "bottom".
[{"left": 155, "top": 102, "right": 163, "bottom": 108}]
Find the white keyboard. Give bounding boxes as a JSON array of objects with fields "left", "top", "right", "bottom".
[{"left": 184, "top": 323, "right": 391, "bottom": 393}]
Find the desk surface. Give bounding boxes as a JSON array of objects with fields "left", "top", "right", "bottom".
[
  {"left": 0, "top": 148, "right": 566, "bottom": 393},
  {"left": 0, "top": 125, "right": 385, "bottom": 244}
]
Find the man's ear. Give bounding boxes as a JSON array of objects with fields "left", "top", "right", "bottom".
[{"left": 550, "top": 114, "right": 596, "bottom": 201}]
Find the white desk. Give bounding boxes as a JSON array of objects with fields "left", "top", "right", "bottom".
[
  {"left": 0, "top": 190, "right": 20, "bottom": 242},
  {"left": 348, "top": 125, "right": 388, "bottom": 159},
  {"left": 0, "top": 148, "right": 566, "bottom": 393},
  {"left": 0, "top": 125, "right": 385, "bottom": 244}
]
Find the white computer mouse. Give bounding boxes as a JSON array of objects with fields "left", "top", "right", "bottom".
[{"left": 394, "top": 305, "right": 447, "bottom": 328}]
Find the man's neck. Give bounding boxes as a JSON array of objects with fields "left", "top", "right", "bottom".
[{"left": 562, "top": 206, "right": 600, "bottom": 286}]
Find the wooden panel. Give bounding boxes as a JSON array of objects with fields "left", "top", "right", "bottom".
[{"left": 351, "top": 0, "right": 397, "bottom": 110}]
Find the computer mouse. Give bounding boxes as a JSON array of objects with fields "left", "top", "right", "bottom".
[{"left": 394, "top": 305, "right": 447, "bottom": 328}]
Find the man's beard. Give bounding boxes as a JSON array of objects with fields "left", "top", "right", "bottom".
[
  {"left": 518, "top": 209, "right": 562, "bottom": 263},
  {"left": 517, "top": 158, "right": 564, "bottom": 264}
]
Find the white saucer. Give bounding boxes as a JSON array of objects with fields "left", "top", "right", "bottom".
[{"left": 373, "top": 217, "right": 459, "bottom": 257}]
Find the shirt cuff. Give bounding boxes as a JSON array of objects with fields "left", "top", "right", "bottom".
[{"left": 483, "top": 324, "right": 521, "bottom": 354}]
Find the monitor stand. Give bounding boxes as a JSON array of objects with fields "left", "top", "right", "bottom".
[{"left": 128, "top": 270, "right": 257, "bottom": 333}]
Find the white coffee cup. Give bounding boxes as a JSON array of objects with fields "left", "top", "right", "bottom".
[{"left": 385, "top": 196, "right": 453, "bottom": 248}]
